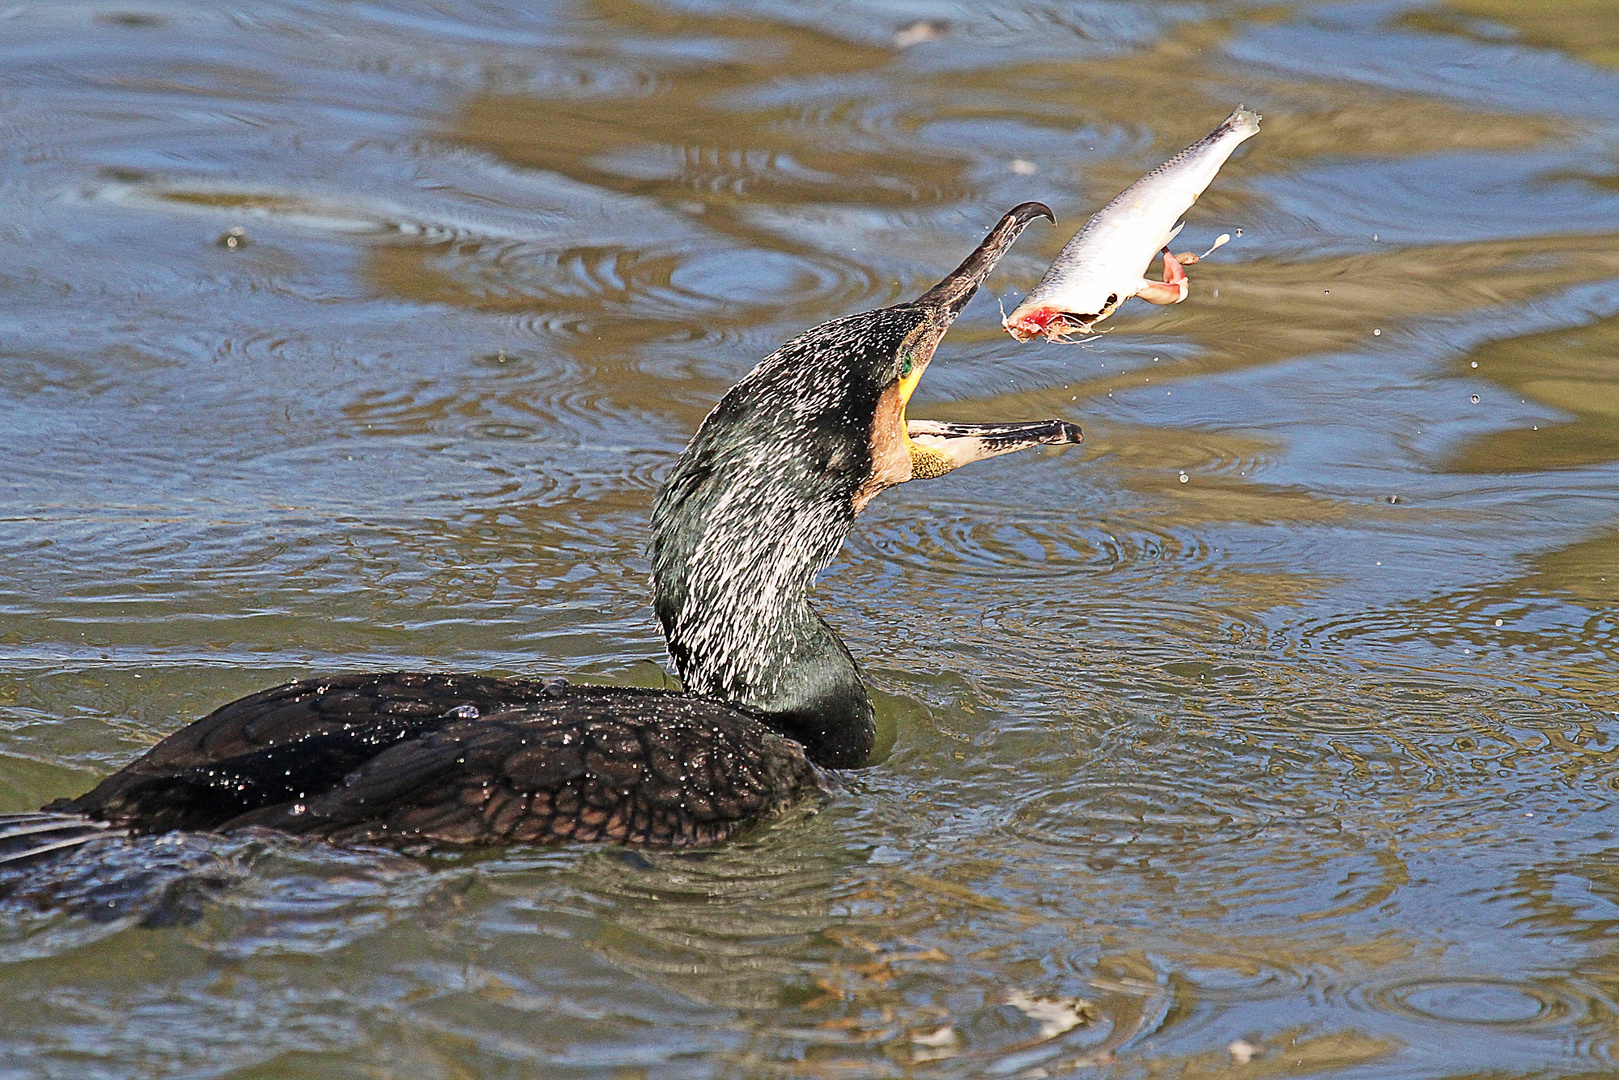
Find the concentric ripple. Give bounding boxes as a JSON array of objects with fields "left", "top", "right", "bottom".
[
  {"left": 1168, "top": 952, "right": 1312, "bottom": 1003},
  {"left": 1353, "top": 975, "right": 1608, "bottom": 1032},
  {"left": 851, "top": 509, "right": 1215, "bottom": 583},
  {"left": 1010, "top": 776, "right": 1277, "bottom": 851}
]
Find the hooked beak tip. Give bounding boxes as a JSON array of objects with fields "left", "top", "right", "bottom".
[{"left": 914, "top": 201, "right": 1054, "bottom": 314}]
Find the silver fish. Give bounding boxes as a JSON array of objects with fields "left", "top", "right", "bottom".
[{"left": 1004, "top": 107, "right": 1260, "bottom": 342}]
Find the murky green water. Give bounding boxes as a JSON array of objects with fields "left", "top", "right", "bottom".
[{"left": 3, "top": 1, "right": 1618, "bottom": 1076}]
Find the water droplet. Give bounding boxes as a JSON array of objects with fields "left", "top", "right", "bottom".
[
  {"left": 1494, "top": 619, "right": 1504, "bottom": 627},
  {"left": 291, "top": 803, "right": 306, "bottom": 816},
  {"left": 1373, "top": 328, "right": 1382, "bottom": 336},
  {"left": 1470, "top": 361, "right": 1478, "bottom": 368},
  {"left": 1178, "top": 472, "right": 1189, "bottom": 484},
  {"left": 217, "top": 225, "right": 248, "bottom": 250},
  {"left": 1471, "top": 395, "right": 1480, "bottom": 404}
]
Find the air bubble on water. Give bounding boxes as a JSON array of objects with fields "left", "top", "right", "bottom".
[
  {"left": 1470, "top": 361, "right": 1478, "bottom": 368},
  {"left": 1373, "top": 328, "right": 1382, "bottom": 336},
  {"left": 1178, "top": 472, "right": 1189, "bottom": 483},
  {"left": 1494, "top": 619, "right": 1504, "bottom": 627},
  {"left": 1471, "top": 394, "right": 1480, "bottom": 404}
]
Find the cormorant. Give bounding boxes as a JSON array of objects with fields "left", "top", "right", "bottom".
[{"left": 0, "top": 203, "right": 1077, "bottom": 861}]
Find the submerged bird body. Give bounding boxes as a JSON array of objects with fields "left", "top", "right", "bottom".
[
  {"left": 1004, "top": 107, "right": 1260, "bottom": 341},
  {"left": 3, "top": 202, "right": 1078, "bottom": 864},
  {"left": 41, "top": 674, "right": 821, "bottom": 849}
]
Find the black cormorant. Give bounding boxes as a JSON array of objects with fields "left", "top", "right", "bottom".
[{"left": 0, "top": 202, "right": 1077, "bottom": 860}]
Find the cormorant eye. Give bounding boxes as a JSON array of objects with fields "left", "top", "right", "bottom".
[{"left": 897, "top": 352, "right": 914, "bottom": 379}]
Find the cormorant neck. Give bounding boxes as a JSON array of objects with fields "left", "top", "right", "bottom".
[
  {"left": 649, "top": 446, "right": 876, "bottom": 767},
  {"left": 650, "top": 312, "right": 901, "bottom": 769}
]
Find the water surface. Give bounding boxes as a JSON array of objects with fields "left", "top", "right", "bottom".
[{"left": 2, "top": 1, "right": 1618, "bottom": 1077}]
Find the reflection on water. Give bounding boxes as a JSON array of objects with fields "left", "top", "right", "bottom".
[{"left": 2, "top": 0, "right": 1619, "bottom": 1076}]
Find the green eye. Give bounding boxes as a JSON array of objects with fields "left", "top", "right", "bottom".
[{"left": 898, "top": 352, "right": 914, "bottom": 379}]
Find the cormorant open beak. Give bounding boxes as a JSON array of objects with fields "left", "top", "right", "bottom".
[
  {"left": 901, "top": 202, "right": 1081, "bottom": 485},
  {"left": 891, "top": 202, "right": 1057, "bottom": 412},
  {"left": 914, "top": 201, "right": 1056, "bottom": 317},
  {"left": 904, "top": 417, "right": 1082, "bottom": 479},
  {"left": 853, "top": 203, "right": 1080, "bottom": 514}
]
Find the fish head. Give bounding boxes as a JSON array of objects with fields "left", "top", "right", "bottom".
[{"left": 1003, "top": 275, "right": 1127, "bottom": 342}]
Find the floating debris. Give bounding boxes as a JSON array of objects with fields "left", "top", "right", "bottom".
[
  {"left": 909, "top": 1023, "right": 958, "bottom": 1062},
  {"left": 894, "top": 19, "right": 948, "bottom": 48},
  {"left": 1005, "top": 989, "right": 1095, "bottom": 1040},
  {"left": 1229, "top": 1038, "right": 1261, "bottom": 1064}
]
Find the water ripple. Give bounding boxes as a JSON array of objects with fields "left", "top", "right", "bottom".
[{"left": 851, "top": 509, "right": 1215, "bottom": 582}]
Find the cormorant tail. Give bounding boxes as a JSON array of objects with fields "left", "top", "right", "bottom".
[{"left": 0, "top": 812, "right": 120, "bottom": 867}]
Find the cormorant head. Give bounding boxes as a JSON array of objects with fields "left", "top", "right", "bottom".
[{"left": 652, "top": 203, "right": 1079, "bottom": 768}]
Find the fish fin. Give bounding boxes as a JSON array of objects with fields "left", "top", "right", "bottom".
[
  {"left": 1135, "top": 281, "right": 1185, "bottom": 305},
  {"left": 1135, "top": 248, "right": 1190, "bottom": 305},
  {"left": 1139, "top": 247, "right": 1191, "bottom": 304},
  {"left": 1175, "top": 233, "right": 1232, "bottom": 265}
]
